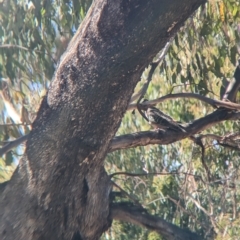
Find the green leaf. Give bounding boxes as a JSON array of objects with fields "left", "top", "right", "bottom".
[{"left": 232, "top": 6, "right": 238, "bottom": 17}]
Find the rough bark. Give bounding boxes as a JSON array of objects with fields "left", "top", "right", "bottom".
[{"left": 0, "top": 0, "right": 206, "bottom": 240}]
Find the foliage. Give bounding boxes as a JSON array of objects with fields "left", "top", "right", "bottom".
[
  {"left": 105, "top": 0, "right": 240, "bottom": 239},
  {"left": 1, "top": 0, "right": 240, "bottom": 239},
  {"left": 0, "top": 0, "right": 92, "bottom": 165}
]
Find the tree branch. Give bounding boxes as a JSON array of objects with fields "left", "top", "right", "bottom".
[
  {"left": 168, "top": 196, "right": 209, "bottom": 232},
  {"left": 198, "top": 132, "right": 240, "bottom": 151},
  {"left": 128, "top": 93, "right": 240, "bottom": 111},
  {"left": 130, "top": 32, "right": 175, "bottom": 104},
  {"left": 0, "top": 44, "right": 29, "bottom": 51},
  {"left": 110, "top": 109, "right": 237, "bottom": 152},
  {"left": 190, "top": 136, "right": 211, "bottom": 181},
  {"left": 0, "top": 135, "right": 29, "bottom": 156},
  {"left": 111, "top": 202, "right": 202, "bottom": 240},
  {"left": 110, "top": 171, "right": 205, "bottom": 184},
  {"left": 0, "top": 123, "right": 31, "bottom": 127},
  {"left": 112, "top": 181, "right": 142, "bottom": 207},
  {"left": 2, "top": 109, "right": 239, "bottom": 157}
]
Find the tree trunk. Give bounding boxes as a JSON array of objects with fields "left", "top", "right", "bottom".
[{"left": 0, "top": 0, "right": 206, "bottom": 239}]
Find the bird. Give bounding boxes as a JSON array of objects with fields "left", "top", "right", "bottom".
[{"left": 145, "top": 106, "right": 186, "bottom": 132}]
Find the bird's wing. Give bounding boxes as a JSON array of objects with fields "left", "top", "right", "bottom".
[{"left": 145, "top": 107, "right": 186, "bottom": 132}]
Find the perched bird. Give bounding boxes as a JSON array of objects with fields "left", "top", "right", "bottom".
[{"left": 145, "top": 106, "right": 186, "bottom": 132}]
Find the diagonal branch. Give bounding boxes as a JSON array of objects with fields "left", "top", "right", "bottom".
[
  {"left": 110, "top": 171, "right": 206, "bottom": 184},
  {"left": 130, "top": 37, "right": 174, "bottom": 104},
  {"left": 190, "top": 136, "right": 211, "bottom": 182},
  {"left": 110, "top": 109, "right": 238, "bottom": 152},
  {"left": 0, "top": 135, "right": 29, "bottom": 156},
  {"left": 197, "top": 132, "right": 240, "bottom": 151},
  {"left": 128, "top": 93, "right": 240, "bottom": 111},
  {"left": 0, "top": 44, "right": 29, "bottom": 51},
  {"left": 2, "top": 109, "right": 240, "bottom": 156},
  {"left": 111, "top": 181, "right": 142, "bottom": 207},
  {"left": 111, "top": 202, "right": 202, "bottom": 240},
  {"left": 168, "top": 196, "right": 209, "bottom": 230}
]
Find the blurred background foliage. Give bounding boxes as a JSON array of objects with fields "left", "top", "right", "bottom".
[{"left": 0, "top": 0, "right": 240, "bottom": 239}]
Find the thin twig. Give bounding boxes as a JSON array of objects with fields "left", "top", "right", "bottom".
[
  {"left": 128, "top": 93, "right": 240, "bottom": 111},
  {"left": 110, "top": 171, "right": 206, "bottom": 184},
  {"left": 191, "top": 136, "right": 211, "bottom": 182},
  {"left": 0, "top": 44, "right": 29, "bottom": 51},
  {"left": 0, "top": 123, "right": 31, "bottom": 127},
  {"left": 135, "top": 39, "right": 175, "bottom": 121},
  {"left": 186, "top": 192, "right": 219, "bottom": 233},
  {"left": 197, "top": 133, "right": 240, "bottom": 151},
  {"left": 167, "top": 196, "right": 209, "bottom": 231},
  {"left": 136, "top": 63, "right": 159, "bottom": 121},
  {"left": 0, "top": 134, "right": 29, "bottom": 156},
  {"left": 130, "top": 38, "right": 174, "bottom": 104},
  {"left": 111, "top": 181, "right": 142, "bottom": 207},
  {"left": 0, "top": 44, "right": 57, "bottom": 65}
]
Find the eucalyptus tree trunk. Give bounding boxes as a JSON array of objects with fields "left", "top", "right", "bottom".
[{"left": 0, "top": 0, "right": 206, "bottom": 239}]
